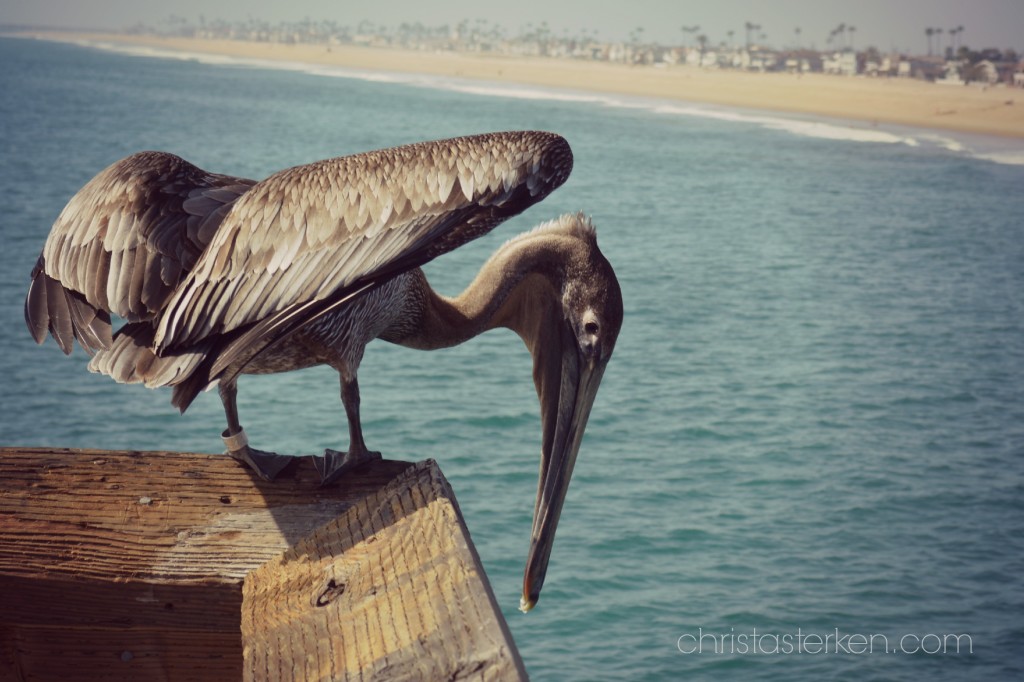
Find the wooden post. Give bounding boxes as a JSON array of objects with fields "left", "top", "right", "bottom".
[{"left": 0, "top": 447, "right": 526, "bottom": 681}]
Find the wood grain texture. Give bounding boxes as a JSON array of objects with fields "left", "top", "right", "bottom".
[
  {"left": 241, "top": 460, "right": 527, "bottom": 682},
  {"left": 0, "top": 448, "right": 522, "bottom": 681}
]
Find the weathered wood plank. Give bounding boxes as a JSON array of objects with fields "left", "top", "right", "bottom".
[
  {"left": 1, "top": 625, "right": 242, "bottom": 682},
  {"left": 241, "top": 460, "right": 527, "bottom": 682},
  {"left": 0, "top": 447, "right": 411, "bottom": 584},
  {"left": 0, "top": 448, "right": 525, "bottom": 681},
  {"left": 0, "top": 447, "right": 412, "bottom": 681}
]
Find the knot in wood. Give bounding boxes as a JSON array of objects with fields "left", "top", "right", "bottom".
[{"left": 313, "top": 578, "right": 346, "bottom": 607}]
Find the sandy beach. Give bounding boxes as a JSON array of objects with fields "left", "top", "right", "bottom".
[{"left": 23, "top": 32, "right": 1024, "bottom": 139}]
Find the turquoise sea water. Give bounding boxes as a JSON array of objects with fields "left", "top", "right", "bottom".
[{"left": 2, "top": 36, "right": 1024, "bottom": 680}]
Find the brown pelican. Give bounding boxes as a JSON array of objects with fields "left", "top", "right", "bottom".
[{"left": 24, "top": 131, "right": 622, "bottom": 611}]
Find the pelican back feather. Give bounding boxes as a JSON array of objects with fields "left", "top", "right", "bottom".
[
  {"left": 25, "top": 151, "right": 255, "bottom": 355},
  {"left": 157, "top": 131, "right": 573, "bottom": 403}
]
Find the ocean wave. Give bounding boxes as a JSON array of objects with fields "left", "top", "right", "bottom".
[
  {"left": 74, "top": 38, "right": 1024, "bottom": 165},
  {"left": 917, "top": 133, "right": 967, "bottom": 152},
  {"left": 78, "top": 40, "right": 246, "bottom": 66},
  {"left": 651, "top": 104, "right": 919, "bottom": 145},
  {"left": 973, "top": 150, "right": 1024, "bottom": 166}
]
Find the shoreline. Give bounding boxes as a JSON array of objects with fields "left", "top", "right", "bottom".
[{"left": 16, "top": 31, "right": 1024, "bottom": 140}]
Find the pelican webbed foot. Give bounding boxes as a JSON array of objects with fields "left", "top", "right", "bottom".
[
  {"left": 222, "top": 428, "right": 295, "bottom": 481},
  {"left": 314, "top": 447, "right": 382, "bottom": 486}
]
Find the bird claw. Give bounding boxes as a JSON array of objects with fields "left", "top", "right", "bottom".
[
  {"left": 314, "top": 447, "right": 382, "bottom": 486},
  {"left": 223, "top": 428, "right": 294, "bottom": 481},
  {"left": 226, "top": 446, "right": 295, "bottom": 481}
]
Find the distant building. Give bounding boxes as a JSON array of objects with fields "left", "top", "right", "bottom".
[
  {"left": 971, "top": 60, "right": 999, "bottom": 84},
  {"left": 935, "top": 61, "right": 965, "bottom": 85},
  {"left": 908, "top": 57, "right": 946, "bottom": 81},
  {"left": 863, "top": 55, "right": 895, "bottom": 77},
  {"left": 823, "top": 51, "right": 857, "bottom": 75}
]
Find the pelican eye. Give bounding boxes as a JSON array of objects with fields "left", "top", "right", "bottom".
[{"left": 584, "top": 321, "right": 599, "bottom": 335}]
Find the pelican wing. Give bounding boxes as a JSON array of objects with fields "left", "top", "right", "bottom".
[
  {"left": 154, "top": 132, "right": 573, "bottom": 371},
  {"left": 25, "top": 151, "right": 256, "bottom": 353}
]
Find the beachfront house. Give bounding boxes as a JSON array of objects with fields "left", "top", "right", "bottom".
[
  {"left": 783, "top": 55, "right": 814, "bottom": 74},
  {"left": 935, "top": 61, "right": 965, "bottom": 85},
  {"left": 823, "top": 51, "right": 858, "bottom": 75},
  {"left": 862, "top": 55, "right": 897, "bottom": 77},
  {"left": 970, "top": 60, "right": 999, "bottom": 84}
]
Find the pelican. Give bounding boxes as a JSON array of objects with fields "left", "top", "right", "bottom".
[{"left": 25, "top": 131, "right": 622, "bottom": 611}]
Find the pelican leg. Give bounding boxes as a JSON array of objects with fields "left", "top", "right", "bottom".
[
  {"left": 219, "top": 381, "right": 294, "bottom": 481},
  {"left": 315, "top": 372, "right": 381, "bottom": 485}
]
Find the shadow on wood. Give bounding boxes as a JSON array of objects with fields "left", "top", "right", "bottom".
[{"left": 0, "top": 447, "right": 526, "bottom": 681}]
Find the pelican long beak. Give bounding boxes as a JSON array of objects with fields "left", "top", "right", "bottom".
[{"left": 520, "top": 328, "right": 606, "bottom": 612}]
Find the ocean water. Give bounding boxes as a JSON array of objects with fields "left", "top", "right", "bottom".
[{"left": 2, "top": 36, "right": 1024, "bottom": 680}]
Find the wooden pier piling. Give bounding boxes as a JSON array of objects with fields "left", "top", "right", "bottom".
[{"left": 0, "top": 447, "right": 526, "bottom": 681}]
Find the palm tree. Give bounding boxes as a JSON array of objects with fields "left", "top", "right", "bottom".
[
  {"left": 629, "top": 26, "right": 645, "bottom": 63},
  {"left": 925, "top": 27, "right": 934, "bottom": 56},
  {"left": 744, "top": 21, "right": 760, "bottom": 49},
  {"left": 828, "top": 23, "right": 857, "bottom": 51},
  {"left": 681, "top": 25, "right": 700, "bottom": 47},
  {"left": 630, "top": 26, "right": 645, "bottom": 47},
  {"left": 950, "top": 25, "right": 965, "bottom": 54},
  {"left": 794, "top": 26, "right": 802, "bottom": 49}
]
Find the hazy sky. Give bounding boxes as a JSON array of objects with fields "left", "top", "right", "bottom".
[{"left": 4, "top": 0, "right": 1023, "bottom": 53}]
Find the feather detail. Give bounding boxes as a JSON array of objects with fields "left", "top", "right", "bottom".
[
  {"left": 155, "top": 131, "right": 572, "bottom": 353},
  {"left": 27, "top": 132, "right": 573, "bottom": 416}
]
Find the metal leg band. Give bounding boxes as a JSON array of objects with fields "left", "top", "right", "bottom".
[{"left": 222, "top": 428, "right": 249, "bottom": 451}]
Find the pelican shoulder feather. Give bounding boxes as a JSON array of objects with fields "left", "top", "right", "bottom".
[
  {"left": 26, "top": 151, "right": 255, "bottom": 353},
  {"left": 154, "top": 131, "right": 573, "bottom": 354}
]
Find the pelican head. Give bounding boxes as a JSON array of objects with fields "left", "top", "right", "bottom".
[{"left": 512, "top": 214, "right": 623, "bottom": 612}]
